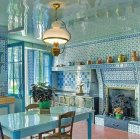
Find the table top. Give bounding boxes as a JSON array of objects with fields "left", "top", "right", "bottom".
[{"left": 0, "top": 106, "right": 92, "bottom": 131}]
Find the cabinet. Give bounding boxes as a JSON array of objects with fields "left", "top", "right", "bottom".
[{"left": 57, "top": 94, "right": 93, "bottom": 109}]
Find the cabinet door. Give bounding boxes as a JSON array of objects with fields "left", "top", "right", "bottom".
[
  {"left": 75, "top": 97, "right": 84, "bottom": 107},
  {"left": 84, "top": 98, "right": 93, "bottom": 108}
]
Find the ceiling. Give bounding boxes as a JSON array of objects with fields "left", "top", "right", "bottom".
[{"left": 7, "top": 0, "right": 140, "bottom": 44}]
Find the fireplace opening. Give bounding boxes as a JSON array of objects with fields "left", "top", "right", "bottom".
[{"left": 106, "top": 88, "right": 136, "bottom": 119}]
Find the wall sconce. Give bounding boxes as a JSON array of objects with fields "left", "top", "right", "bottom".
[{"left": 43, "top": 3, "right": 71, "bottom": 56}]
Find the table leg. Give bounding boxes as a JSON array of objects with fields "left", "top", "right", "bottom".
[
  {"left": 87, "top": 112, "right": 92, "bottom": 139},
  {"left": 13, "top": 130, "right": 20, "bottom": 139}
]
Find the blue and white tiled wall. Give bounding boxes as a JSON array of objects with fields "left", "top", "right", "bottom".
[
  {"left": 56, "top": 71, "right": 91, "bottom": 93},
  {"left": 54, "top": 33, "right": 140, "bottom": 66},
  {"left": 53, "top": 33, "right": 140, "bottom": 93},
  {"left": 0, "top": 26, "right": 8, "bottom": 96},
  {"left": 53, "top": 33, "right": 140, "bottom": 119}
]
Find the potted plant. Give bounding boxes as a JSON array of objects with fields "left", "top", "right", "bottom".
[
  {"left": 31, "top": 82, "right": 55, "bottom": 109},
  {"left": 113, "top": 107, "right": 123, "bottom": 119}
]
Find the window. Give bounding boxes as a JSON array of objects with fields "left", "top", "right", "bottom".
[
  {"left": 8, "top": 43, "right": 24, "bottom": 96},
  {"left": 28, "top": 50, "right": 51, "bottom": 90},
  {"left": 43, "top": 53, "right": 50, "bottom": 84}
]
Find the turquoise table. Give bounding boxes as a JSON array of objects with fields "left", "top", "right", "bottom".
[{"left": 0, "top": 106, "right": 93, "bottom": 139}]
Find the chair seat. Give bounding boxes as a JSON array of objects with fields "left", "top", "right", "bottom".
[{"left": 44, "top": 132, "right": 71, "bottom": 139}]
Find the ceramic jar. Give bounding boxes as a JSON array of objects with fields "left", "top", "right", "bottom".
[
  {"left": 97, "top": 58, "right": 102, "bottom": 64},
  {"left": 131, "top": 51, "right": 138, "bottom": 61},
  {"left": 87, "top": 60, "right": 93, "bottom": 65},
  {"left": 107, "top": 56, "right": 113, "bottom": 63},
  {"left": 118, "top": 54, "right": 125, "bottom": 62}
]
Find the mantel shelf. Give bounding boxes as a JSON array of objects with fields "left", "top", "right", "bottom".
[{"left": 52, "top": 61, "right": 140, "bottom": 71}]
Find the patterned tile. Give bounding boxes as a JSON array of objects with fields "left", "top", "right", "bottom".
[
  {"left": 0, "top": 26, "right": 8, "bottom": 96},
  {"left": 57, "top": 71, "right": 90, "bottom": 92},
  {"left": 53, "top": 32, "right": 140, "bottom": 120}
]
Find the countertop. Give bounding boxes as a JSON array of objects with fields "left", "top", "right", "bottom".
[{"left": 54, "top": 91, "right": 92, "bottom": 98}]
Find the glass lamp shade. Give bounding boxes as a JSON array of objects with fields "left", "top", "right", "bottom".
[{"left": 43, "top": 21, "right": 70, "bottom": 45}]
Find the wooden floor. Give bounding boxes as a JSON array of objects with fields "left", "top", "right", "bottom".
[{"left": 73, "top": 121, "right": 140, "bottom": 139}]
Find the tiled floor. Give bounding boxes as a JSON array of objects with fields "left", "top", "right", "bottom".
[
  {"left": 5, "top": 121, "right": 140, "bottom": 139},
  {"left": 73, "top": 121, "right": 140, "bottom": 139}
]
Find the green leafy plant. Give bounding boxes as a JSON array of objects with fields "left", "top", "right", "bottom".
[{"left": 31, "top": 82, "right": 55, "bottom": 102}]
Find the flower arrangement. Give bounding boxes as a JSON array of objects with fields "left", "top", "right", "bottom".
[
  {"left": 113, "top": 107, "right": 124, "bottom": 119},
  {"left": 113, "top": 107, "right": 123, "bottom": 114},
  {"left": 31, "top": 82, "right": 55, "bottom": 102}
]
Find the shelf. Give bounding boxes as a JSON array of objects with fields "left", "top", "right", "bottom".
[{"left": 52, "top": 61, "right": 140, "bottom": 71}]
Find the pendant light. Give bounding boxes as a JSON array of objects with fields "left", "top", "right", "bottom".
[{"left": 43, "top": 3, "right": 71, "bottom": 56}]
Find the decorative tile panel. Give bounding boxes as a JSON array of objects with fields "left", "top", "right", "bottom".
[
  {"left": 96, "top": 69, "right": 104, "bottom": 114},
  {"left": 128, "top": 122, "right": 140, "bottom": 134},
  {"left": 102, "top": 68, "right": 138, "bottom": 84},
  {"left": 56, "top": 71, "right": 90, "bottom": 92},
  {"left": 27, "top": 50, "right": 34, "bottom": 91},
  {"left": 95, "top": 115, "right": 104, "bottom": 126}
]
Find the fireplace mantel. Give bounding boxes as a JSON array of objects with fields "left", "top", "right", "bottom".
[
  {"left": 95, "top": 62, "right": 140, "bottom": 121},
  {"left": 52, "top": 61, "right": 140, "bottom": 71}
]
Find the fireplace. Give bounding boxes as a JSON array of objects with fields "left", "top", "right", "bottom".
[{"left": 105, "top": 88, "right": 137, "bottom": 120}]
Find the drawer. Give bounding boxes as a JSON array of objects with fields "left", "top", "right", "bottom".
[{"left": 104, "top": 117, "right": 128, "bottom": 131}]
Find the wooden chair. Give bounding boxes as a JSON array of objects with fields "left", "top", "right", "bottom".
[
  {"left": 0, "top": 122, "right": 4, "bottom": 139},
  {"left": 25, "top": 103, "right": 39, "bottom": 111},
  {"left": 44, "top": 111, "right": 75, "bottom": 139},
  {"left": 25, "top": 103, "right": 55, "bottom": 139}
]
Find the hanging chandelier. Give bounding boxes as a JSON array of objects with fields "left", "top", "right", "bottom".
[{"left": 43, "top": 3, "right": 71, "bottom": 56}]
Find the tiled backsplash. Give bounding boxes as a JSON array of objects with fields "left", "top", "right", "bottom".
[{"left": 56, "top": 71, "right": 91, "bottom": 93}]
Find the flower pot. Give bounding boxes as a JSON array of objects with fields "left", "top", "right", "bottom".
[
  {"left": 39, "top": 100, "right": 51, "bottom": 109},
  {"left": 115, "top": 113, "right": 123, "bottom": 119}
]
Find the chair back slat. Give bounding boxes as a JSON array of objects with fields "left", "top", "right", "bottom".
[
  {"left": 58, "top": 111, "right": 75, "bottom": 139},
  {"left": 25, "top": 104, "right": 39, "bottom": 111},
  {"left": 0, "top": 122, "right": 4, "bottom": 139}
]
